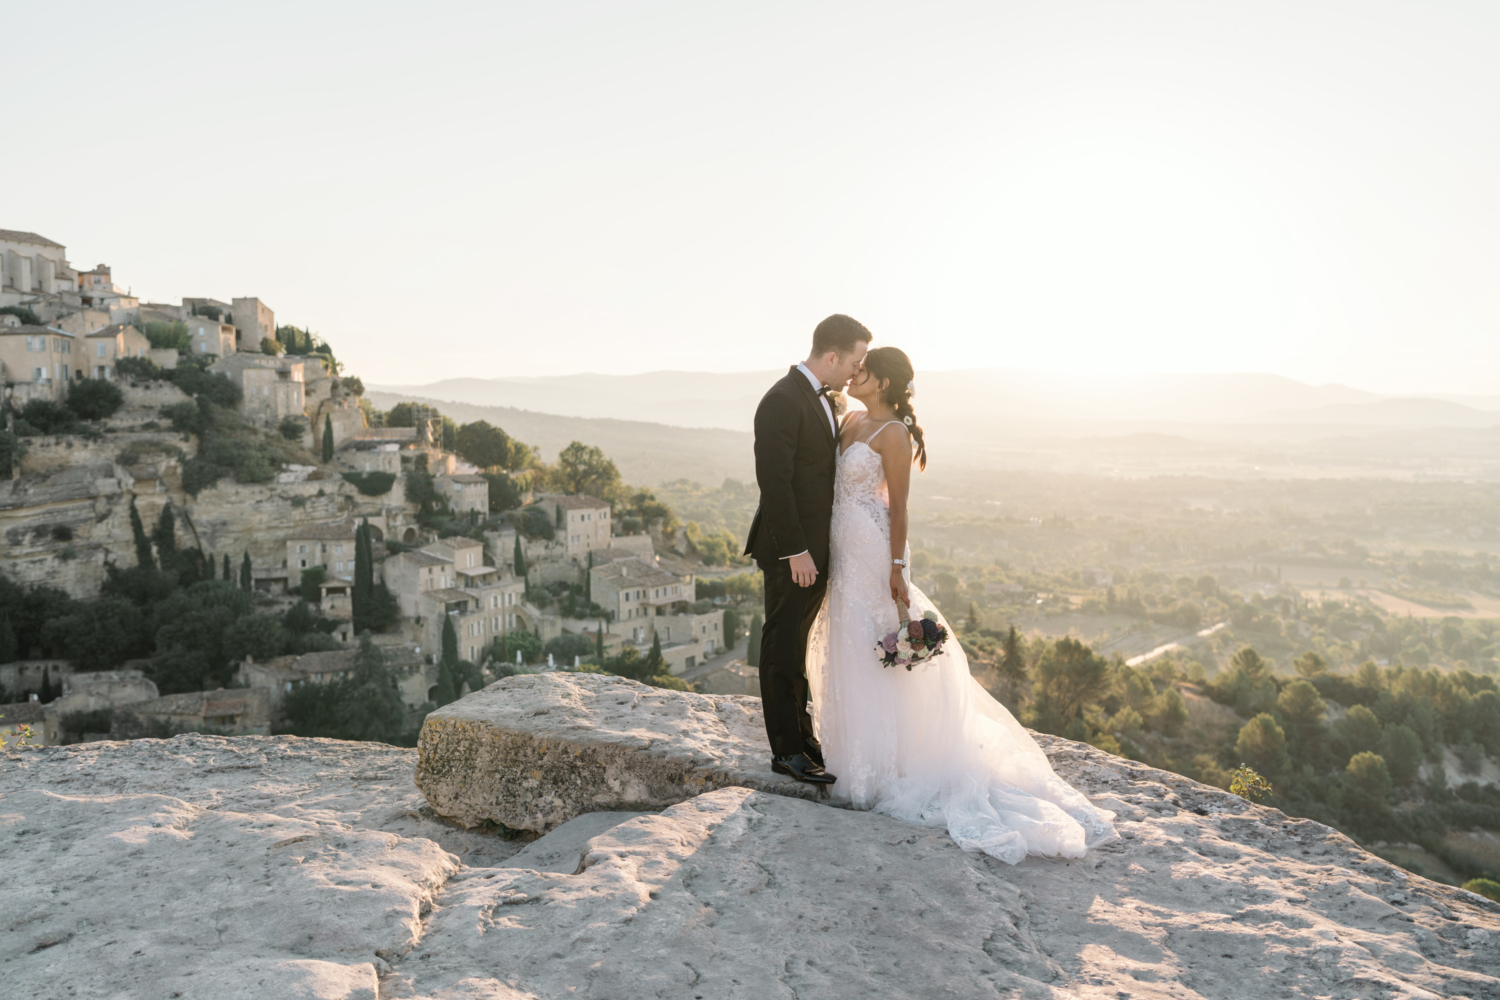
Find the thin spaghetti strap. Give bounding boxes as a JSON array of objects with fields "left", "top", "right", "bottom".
[{"left": 859, "top": 419, "right": 907, "bottom": 444}]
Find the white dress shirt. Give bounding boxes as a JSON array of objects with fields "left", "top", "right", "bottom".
[
  {"left": 797, "top": 362, "right": 837, "bottom": 437},
  {"left": 783, "top": 363, "right": 836, "bottom": 561}
]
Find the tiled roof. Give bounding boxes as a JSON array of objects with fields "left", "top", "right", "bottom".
[
  {"left": 424, "top": 588, "right": 476, "bottom": 605},
  {"left": 592, "top": 558, "right": 682, "bottom": 588},
  {"left": 543, "top": 493, "right": 611, "bottom": 510},
  {"left": 396, "top": 550, "right": 450, "bottom": 568},
  {"left": 0, "top": 325, "right": 70, "bottom": 337},
  {"left": 86, "top": 323, "right": 139, "bottom": 338},
  {"left": 444, "top": 474, "right": 488, "bottom": 484},
  {"left": 285, "top": 521, "right": 357, "bottom": 540},
  {"left": 0, "top": 702, "right": 47, "bottom": 724},
  {"left": 0, "top": 229, "right": 64, "bottom": 249}
]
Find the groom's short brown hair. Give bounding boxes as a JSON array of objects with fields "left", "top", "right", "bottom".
[{"left": 811, "top": 314, "right": 872, "bottom": 357}]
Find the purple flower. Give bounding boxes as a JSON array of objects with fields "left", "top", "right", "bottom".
[{"left": 882, "top": 633, "right": 899, "bottom": 653}]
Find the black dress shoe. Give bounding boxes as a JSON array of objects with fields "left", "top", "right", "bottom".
[
  {"left": 772, "top": 753, "right": 837, "bottom": 785},
  {"left": 803, "top": 738, "right": 825, "bottom": 769}
]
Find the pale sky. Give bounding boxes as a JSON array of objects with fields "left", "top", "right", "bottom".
[{"left": 8, "top": 1, "right": 1500, "bottom": 392}]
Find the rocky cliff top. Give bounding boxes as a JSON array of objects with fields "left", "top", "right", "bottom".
[{"left": 3, "top": 677, "right": 1499, "bottom": 999}]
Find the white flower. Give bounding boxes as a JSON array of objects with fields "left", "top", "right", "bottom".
[{"left": 896, "top": 638, "right": 912, "bottom": 655}]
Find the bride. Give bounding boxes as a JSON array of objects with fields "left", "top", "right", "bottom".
[{"left": 806, "top": 346, "right": 1120, "bottom": 864}]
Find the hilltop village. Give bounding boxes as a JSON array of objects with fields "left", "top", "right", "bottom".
[{"left": 0, "top": 228, "right": 750, "bottom": 746}]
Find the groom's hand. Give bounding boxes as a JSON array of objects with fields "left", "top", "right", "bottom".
[{"left": 789, "top": 551, "right": 818, "bottom": 588}]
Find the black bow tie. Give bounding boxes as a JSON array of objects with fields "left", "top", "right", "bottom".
[{"left": 819, "top": 385, "right": 836, "bottom": 398}]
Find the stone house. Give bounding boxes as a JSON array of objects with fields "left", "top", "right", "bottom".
[
  {"left": 386, "top": 536, "right": 529, "bottom": 662},
  {"left": 0, "top": 325, "right": 77, "bottom": 401},
  {"left": 0, "top": 229, "right": 75, "bottom": 301},
  {"left": 48, "top": 670, "right": 159, "bottom": 717},
  {"left": 438, "top": 473, "right": 489, "bottom": 514},
  {"left": 230, "top": 297, "right": 275, "bottom": 347},
  {"left": 111, "top": 687, "right": 272, "bottom": 737},
  {"left": 235, "top": 645, "right": 427, "bottom": 713},
  {"left": 186, "top": 314, "right": 237, "bottom": 357},
  {"left": 84, "top": 324, "right": 152, "bottom": 379},
  {"left": 54, "top": 307, "right": 112, "bottom": 338},
  {"left": 210, "top": 353, "right": 306, "bottom": 426},
  {"left": 285, "top": 521, "right": 359, "bottom": 577},
  {"left": 590, "top": 556, "right": 694, "bottom": 629},
  {"left": 535, "top": 493, "right": 612, "bottom": 560}
]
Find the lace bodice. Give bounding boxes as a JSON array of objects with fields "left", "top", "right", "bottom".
[{"left": 834, "top": 440, "right": 891, "bottom": 532}]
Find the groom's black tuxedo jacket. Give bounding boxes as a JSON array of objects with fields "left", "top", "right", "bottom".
[{"left": 745, "top": 366, "right": 838, "bottom": 571}]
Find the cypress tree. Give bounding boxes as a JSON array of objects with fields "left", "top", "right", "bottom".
[
  {"left": 513, "top": 534, "right": 527, "bottom": 577},
  {"left": 747, "top": 612, "right": 763, "bottom": 668},
  {"left": 585, "top": 550, "right": 593, "bottom": 602},
  {"left": 431, "top": 613, "right": 461, "bottom": 705},
  {"left": 240, "top": 551, "right": 253, "bottom": 591},
  {"left": 40, "top": 666, "right": 54, "bottom": 703},
  {"left": 222, "top": 553, "right": 232, "bottom": 580},
  {"left": 129, "top": 497, "right": 155, "bottom": 570},
  {"left": 999, "top": 625, "right": 1027, "bottom": 709},
  {"left": 352, "top": 521, "right": 372, "bottom": 630},
  {"left": 321, "top": 414, "right": 334, "bottom": 463},
  {"left": 646, "top": 632, "right": 665, "bottom": 676},
  {"left": 596, "top": 622, "right": 604, "bottom": 658},
  {"left": 151, "top": 503, "right": 177, "bottom": 573},
  {"left": 205, "top": 552, "right": 216, "bottom": 580},
  {"left": 0, "top": 615, "right": 16, "bottom": 665}
]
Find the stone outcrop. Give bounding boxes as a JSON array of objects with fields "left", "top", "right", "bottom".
[
  {"left": 414, "top": 672, "right": 828, "bottom": 832},
  {"left": 3, "top": 701, "right": 1500, "bottom": 999}
]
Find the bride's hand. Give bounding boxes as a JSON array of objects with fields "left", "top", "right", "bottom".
[{"left": 890, "top": 567, "right": 910, "bottom": 610}]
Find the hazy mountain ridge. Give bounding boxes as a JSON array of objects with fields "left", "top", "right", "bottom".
[{"left": 372, "top": 369, "right": 1500, "bottom": 433}]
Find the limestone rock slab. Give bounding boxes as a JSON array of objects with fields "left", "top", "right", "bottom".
[{"left": 415, "top": 672, "right": 825, "bottom": 831}]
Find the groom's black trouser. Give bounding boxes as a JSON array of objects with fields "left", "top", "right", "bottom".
[{"left": 758, "top": 557, "right": 828, "bottom": 758}]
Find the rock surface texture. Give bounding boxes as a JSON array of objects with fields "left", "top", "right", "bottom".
[
  {"left": 0, "top": 684, "right": 1496, "bottom": 999},
  {"left": 415, "top": 672, "right": 829, "bottom": 831}
]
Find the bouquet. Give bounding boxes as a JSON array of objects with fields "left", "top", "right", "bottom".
[{"left": 876, "top": 609, "right": 948, "bottom": 671}]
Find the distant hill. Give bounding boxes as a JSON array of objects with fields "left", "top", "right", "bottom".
[
  {"left": 1262, "top": 398, "right": 1500, "bottom": 428},
  {"left": 364, "top": 391, "right": 754, "bottom": 488},
  {"left": 372, "top": 369, "right": 1478, "bottom": 433}
]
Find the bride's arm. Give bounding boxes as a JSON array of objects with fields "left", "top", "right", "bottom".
[{"left": 873, "top": 423, "right": 914, "bottom": 609}]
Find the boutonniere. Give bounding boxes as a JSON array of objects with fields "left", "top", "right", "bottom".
[{"left": 828, "top": 390, "right": 848, "bottom": 418}]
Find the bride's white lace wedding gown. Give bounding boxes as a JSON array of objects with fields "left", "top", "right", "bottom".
[{"left": 807, "top": 421, "right": 1119, "bottom": 864}]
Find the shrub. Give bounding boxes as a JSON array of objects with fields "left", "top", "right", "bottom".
[
  {"left": 342, "top": 471, "right": 397, "bottom": 496},
  {"left": 66, "top": 378, "right": 124, "bottom": 421},
  {"left": 16, "top": 399, "right": 79, "bottom": 435},
  {"left": 543, "top": 632, "right": 596, "bottom": 663},
  {"left": 115, "top": 356, "right": 161, "bottom": 380},
  {"left": 162, "top": 400, "right": 206, "bottom": 435},
  {"left": 0, "top": 430, "right": 26, "bottom": 476},
  {"left": 1463, "top": 878, "right": 1500, "bottom": 903},
  {"left": 278, "top": 416, "right": 307, "bottom": 441},
  {"left": 142, "top": 321, "right": 191, "bottom": 352},
  {"left": 180, "top": 458, "right": 226, "bottom": 496},
  {"left": 170, "top": 365, "right": 241, "bottom": 407},
  {"left": 0, "top": 305, "right": 41, "bottom": 326}
]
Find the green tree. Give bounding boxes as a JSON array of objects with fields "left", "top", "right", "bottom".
[
  {"left": 747, "top": 612, "right": 763, "bottom": 667},
  {"left": 554, "top": 441, "right": 621, "bottom": 498},
  {"left": 1235, "top": 713, "right": 1290, "bottom": 781},
  {"left": 42, "top": 598, "right": 151, "bottom": 671},
  {"left": 1293, "top": 650, "right": 1328, "bottom": 678},
  {"left": 1379, "top": 723, "right": 1424, "bottom": 786},
  {"left": 0, "top": 615, "right": 16, "bottom": 664},
  {"left": 1148, "top": 685, "right": 1189, "bottom": 737},
  {"left": 299, "top": 565, "right": 326, "bottom": 603},
  {"left": 1276, "top": 679, "right": 1328, "bottom": 751},
  {"left": 129, "top": 497, "right": 155, "bottom": 570},
  {"left": 484, "top": 471, "right": 523, "bottom": 512},
  {"left": 352, "top": 521, "right": 372, "bottom": 630},
  {"left": 455, "top": 421, "right": 512, "bottom": 470},
  {"left": 513, "top": 534, "right": 528, "bottom": 577},
  {"left": 1345, "top": 751, "right": 1394, "bottom": 802},
  {"left": 151, "top": 504, "right": 178, "bottom": 575},
  {"left": 321, "top": 414, "right": 334, "bottom": 463},
  {"left": 240, "top": 551, "right": 253, "bottom": 591},
  {"left": 0, "top": 429, "right": 26, "bottom": 477},
  {"left": 1230, "top": 646, "right": 1271, "bottom": 680},
  {"left": 280, "top": 635, "right": 409, "bottom": 743},
  {"left": 223, "top": 614, "right": 286, "bottom": 664},
  {"left": 149, "top": 580, "right": 254, "bottom": 692},
  {"left": 1334, "top": 703, "right": 1383, "bottom": 759},
  {"left": 722, "top": 607, "right": 741, "bottom": 645},
  {"left": 646, "top": 632, "right": 665, "bottom": 675},
  {"left": 966, "top": 602, "right": 980, "bottom": 631},
  {"left": 999, "top": 625, "right": 1027, "bottom": 708},
  {"left": 1029, "top": 637, "right": 1111, "bottom": 733},
  {"left": 66, "top": 378, "right": 124, "bottom": 421},
  {"left": 596, "top": 622, "right": 605, "bottom": 658},
  {"left": 222, "top": 553, "right": 232, "bottom": 581},
  {"left": 503, "top": 629, "right": 543, "bottom": 664}
]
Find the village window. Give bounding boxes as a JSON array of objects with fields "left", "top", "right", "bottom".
[{"left": 97, "top": 343, "right": 107, "bottom": 357}]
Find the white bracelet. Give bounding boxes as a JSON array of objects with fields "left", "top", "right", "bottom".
[{"left": 891, "top": 558, "right": 907, "bottom": 567}]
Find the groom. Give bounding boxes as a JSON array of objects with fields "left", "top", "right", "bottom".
[{"left": 745, "top": 314, "right": 872, "bottom": 785}]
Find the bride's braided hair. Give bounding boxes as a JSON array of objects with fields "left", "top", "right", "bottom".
[{"left": 863, "top": 346, "right": 927, "bottom": 470}]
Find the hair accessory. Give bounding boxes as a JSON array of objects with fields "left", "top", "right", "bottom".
[
  {"left": 903, "top": 415, "right": 914, "bottom": 426},
  {"left": 906, "top": 380, "right": 915, "bottom": 396}
]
